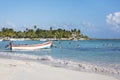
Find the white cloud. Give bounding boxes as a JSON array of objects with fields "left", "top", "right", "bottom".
[
  {"left": 4, "top": 21, "right": 15, "bottom": 28},
  {"left": 81, "top": 21, "right": 98, "bottom": 32},
  {"left": 81, "top": 21, "right": 94, "bottom": 27},
  {"left": 1, "top": 21, "right": 36, "bottom": 31},
  {"left": 1, "top": 21, "right": 18, "bottom": 30},
  {"left": 106, "top": 12, "right": 120, "bottom": 32}
]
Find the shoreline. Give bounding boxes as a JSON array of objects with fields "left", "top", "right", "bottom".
[
  {"left": 1, "top": 37, "right": 120, "bottom": 41},
  {"left": 0, "top": 57, "right": 118, "bottom": 80},
  {"left": 0, "top": 51, "right": 120, "bottom": 79},
  {"left": 0, "top": 37, "right": 88, "bottom": 41}
]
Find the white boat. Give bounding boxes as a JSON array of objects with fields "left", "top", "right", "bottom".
[
  {"left": 39, "top": 39, "right": 47, "bottom": 41},
  {"left": 10, "top": 41, "right": 52, "bottom": 50},
  {"left": 10, "top": 38, "right": 25, "bottom": 41},
  {"left": 0, "top": 39, "right": 2, "bottom": 41}
]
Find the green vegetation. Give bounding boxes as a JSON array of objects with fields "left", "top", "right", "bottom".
[{"left": 0, "top": 26, "right": 89, "bottom": 40}]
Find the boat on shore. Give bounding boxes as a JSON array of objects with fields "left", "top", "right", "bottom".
[{"left": 10, "top": 41, "right": 52, "bottom": 50}]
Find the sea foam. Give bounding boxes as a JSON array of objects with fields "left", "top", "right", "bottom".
[{"left": 0, "top": 52, "right": 120, "bottom": 79}]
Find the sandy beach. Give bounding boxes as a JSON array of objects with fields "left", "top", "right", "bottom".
[{"left": 0, "top": 58, "right": 118, "bottom": 80}]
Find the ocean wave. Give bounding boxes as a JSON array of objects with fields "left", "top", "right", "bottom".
[
  {"left": 0, "top": 52, "right": 53, "bottom": 61},
  {"left": 0, "top": 52, "right": 120, "bottom": 78}
]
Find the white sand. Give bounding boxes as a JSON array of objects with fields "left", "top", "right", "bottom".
[{"left": 0, "top": 58, "right": 118, "bottom": 80}]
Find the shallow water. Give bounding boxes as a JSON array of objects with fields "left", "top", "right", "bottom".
[{"left": 0, "top": 40, "right": 120, "bottom": 78}]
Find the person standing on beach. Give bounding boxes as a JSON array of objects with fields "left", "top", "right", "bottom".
[{"left": 9, "top": 41, "right": 13, "bottom": 50}]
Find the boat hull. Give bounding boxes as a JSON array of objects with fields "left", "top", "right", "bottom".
[{"left": 11, "top": 41, "right": 52, "bottom": 50}]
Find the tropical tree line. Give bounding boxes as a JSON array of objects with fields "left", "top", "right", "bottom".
[{"left": 0, "top": 26, "right": 88, "bottom": 39}]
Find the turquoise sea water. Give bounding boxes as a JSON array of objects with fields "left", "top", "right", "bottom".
[{"left": 0, "top": 40, "right": 120, "bottom": 78}]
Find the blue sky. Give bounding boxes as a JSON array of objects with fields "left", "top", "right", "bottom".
[{"left": 0, "top": 0, "right": 120, "bottom": 38}]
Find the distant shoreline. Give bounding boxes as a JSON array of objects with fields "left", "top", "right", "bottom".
[
  {"left": 0, "top": 37, "right": 89, "bottom": 41},
  {"left": 90, "top": 38, "right": 120, "bottom": 40},
  {"left": 0, "top": 37, "right": 120, "bottom": 41}
]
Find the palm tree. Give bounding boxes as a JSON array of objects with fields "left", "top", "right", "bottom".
[
  {"left": 26, "top": 29, "right": 37, "bottom": 38},
  {"left": 49, "top": 27, "right": 53, "bottom": 38},
  {"left": 34, "top": 25, "right": 37, "bottom": 31}
]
